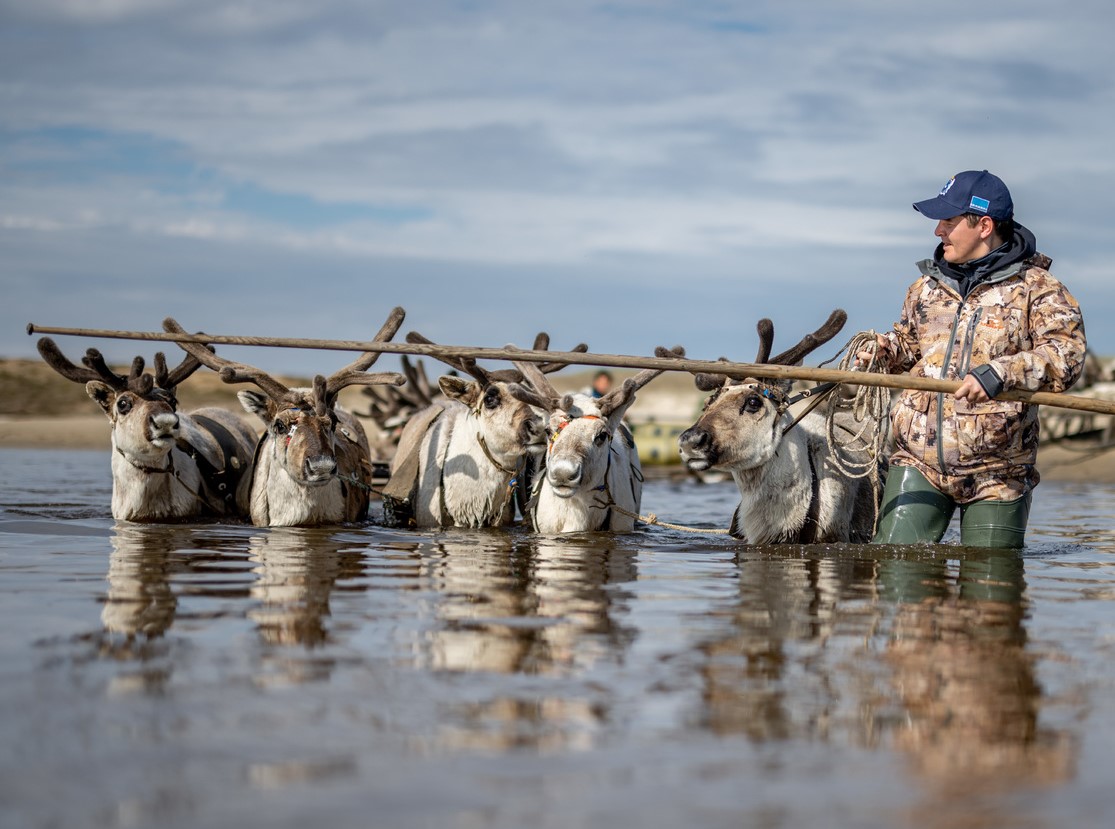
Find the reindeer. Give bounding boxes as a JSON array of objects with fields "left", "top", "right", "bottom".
[
  {"left": 677, "top": 310, "right": 880, "bottom": 543},
  {"left": 383, "top": 332, "right": 585, "bottom": 529},
  {"left": 162, "top": 308, "right": 406, "bottom": 527},
  {"left": 509, "top": 348, "right": 684, "bottom": 533},
  {"left": 36, "top": 338, "right": 256, "bottom": 522}
]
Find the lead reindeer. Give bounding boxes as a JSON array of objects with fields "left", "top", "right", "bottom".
[
  {"left": 678, "top": 310, "right": 879, "bottom": 543},
  {"left": 36, "top": 338, "right": 256, "bottom": 521},
  {"left": 384, "top": 332, "right": 586, "bottom": 529},
  {"left": 509, "top": 347, "right": 684, "bottom": 533},
  {"left": 163, "top": 308, "right": 406, "bottom": 527}
]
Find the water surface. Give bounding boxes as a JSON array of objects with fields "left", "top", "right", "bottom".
[{"left": 2, "top": 448, "right": 1114, "bottom": 828}]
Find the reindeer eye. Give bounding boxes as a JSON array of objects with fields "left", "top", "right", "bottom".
[
  {"left": 593, "top": 431, "right": 608, "bottom": 446},
  {"left": 483, "top": 387, "right": 501, "bottom": 410},
  {"left": 742, "top": 395, "right": 764, "bottom": 414},
  {"left": 272, "top": 419, "right": 289, "bottom": 435},
  {"left": 116, "top": 397, "right": 132, "bottom": 415}
]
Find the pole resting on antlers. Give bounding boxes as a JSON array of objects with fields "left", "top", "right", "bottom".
[{"left": 24, "top": 321, "right": 1115, "bottom": 417}]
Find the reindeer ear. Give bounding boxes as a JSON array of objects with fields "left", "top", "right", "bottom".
[
  {"left": 602, "top": 379, "right": 638, "bottom": 425},
  {"left": 237, "top": 390, "right": 271, "bottom": 423},
  {"left": 439, "top": 376, "right": 479, "bottom": 406},
  {"left": 86, "top": 381, "right": 114, "bottom": 416}
]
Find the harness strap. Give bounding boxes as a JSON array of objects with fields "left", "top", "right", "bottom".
[
  {"left": 116, "top": 445, "right": 174, "bottom": 476},
  {"left": 476, "top": 432, "right": 518, "bottom": 475},
  {"left": 781, "top": 382, "right": 840, "bottom": 436},
  {"left": 798, "top": 449, "right": 823, "bottom": 543},
  {"left": 187, "top": 413, "right": 249, "bottom": 506},
  {"left": 116, "top": 446, "right": 209, "bottom": 507}
]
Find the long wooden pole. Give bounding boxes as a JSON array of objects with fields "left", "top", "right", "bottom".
[{"left": 26, "top": 321, "right": 1115, "bottom": 416}]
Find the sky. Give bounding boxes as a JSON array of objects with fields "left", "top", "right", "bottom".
[{"left": 3, "top": 0, "right": 1114, "bottom": 378}]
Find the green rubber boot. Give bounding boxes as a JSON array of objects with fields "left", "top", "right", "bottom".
[
  {"left": 872, "top": 465, "right": 955, "bottom": 544},
  {"left": 959, "top": 494, "right": 1031, "bottom": 549}
]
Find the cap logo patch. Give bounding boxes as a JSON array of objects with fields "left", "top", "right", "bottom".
[
  {"left": 939, "top": 177, "right": 956, "bottom": 195},
  {"left": 969, "top": 196, "right": 990, "bottom": 213}
]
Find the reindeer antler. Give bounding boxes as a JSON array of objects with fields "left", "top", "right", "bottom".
[
  {"left": 690, "top": 310, "right": 847, "bottom": 392},
  {"left": 38, "top": 338, "right": 103, "bottom": 385},
  {"left": 508, "top": 356, "right": 563, "bottom": 413},
  {"left": 153, "top": 350, "right": 205, "bottom": 392},
  {"left": 754, "top": 318, "right": 774, "bottom": 365},
  {"left": 530, "top": 331, "right": 590, "bottom": 375},
  {"left": 401, "top": 356, "right": 437, "bottom": 403},
  {"left": 163, "top": 317, "right": 293, "bottom": 400},
  {"left": 768, "top": 309, "right": 847, "bottom": 366},
  {"left": 596, "top": 346, "right": 685, "bottom": 417},
  {"left": 406, "top": 331, "right": 513, "bottom": 386},
  {"left": 37, "top": 337, "right": 154, "bottom": 394},
  {"left": 323, "top": 306, "right": 407, "bottom": 399},
  {"left": 360, "top": 355, "right": 439, "bottom": 427}
]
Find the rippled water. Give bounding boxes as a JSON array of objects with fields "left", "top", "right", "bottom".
[{"left": 2, "top": 447, "right": 1115, "bottom": 828}]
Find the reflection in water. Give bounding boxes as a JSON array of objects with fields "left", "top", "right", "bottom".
[
  {"left": 247, "top": 528, "right": 368, "bottom": 686},
  {"left": 408, "top": 531, "right": 637, "bottom": 752},
  {"left": 102, "top": 522, "right": 252, "bottom": 694},
  {"left": 698, "top": 546, "right": 1075, "bottom": 810},
  {"left": 104, "top": 524, "right": 180, "bottom": 640},
  {"left": 883, "top": 552, "right": 1075, "bottom": 824}
]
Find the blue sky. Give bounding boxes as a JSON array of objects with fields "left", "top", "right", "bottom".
[{"left": 3, "top": 0, "right": 1114, "bottom": 376}]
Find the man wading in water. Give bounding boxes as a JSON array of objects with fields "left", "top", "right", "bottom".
[{"left": 858, "top": 170, "right": 1086, "bottom": 548}]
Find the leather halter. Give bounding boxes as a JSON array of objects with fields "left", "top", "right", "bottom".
[{"left": 549, "top": 414, "right": 608, "bottom": 453}]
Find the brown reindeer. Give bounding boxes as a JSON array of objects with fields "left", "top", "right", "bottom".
[
  {"left": 163, "top": 308, "right": 406, "bottom": 527},
  {"left": 37, "top": 338, "right": 256, "bottom": 521},
  {"left": 678, "top": 310, "right": 880, "bottom": 543}
]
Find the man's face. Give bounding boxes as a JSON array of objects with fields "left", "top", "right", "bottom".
[{"left": 935, "top": 214, "right": 993, "bottom": 264}]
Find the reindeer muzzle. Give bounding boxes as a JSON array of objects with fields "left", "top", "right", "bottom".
[
  {"left": 147, "top": 412, "right": 180, "bottom": 446},
  {"left": 678, "top": 426, "right": 716, "bottom": 471},
  {"left": 302, "top": 454, "right": 338, "bottom": 484}
]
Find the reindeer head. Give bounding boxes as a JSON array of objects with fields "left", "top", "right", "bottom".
[
  {"left": 407, "top": 330, "right": 588, "bottom": 467},
  {"left": 511, "top": 347, "right": 684, "bottom": 497},
  {"left": 678, "top": 310, "right": 846, "bottom": 472},
  {"left": 37, "top": 337, "right": 204, "bottom": 465},
  {"left": 163, "top": 308, "right": 405, "bottom": 488}
]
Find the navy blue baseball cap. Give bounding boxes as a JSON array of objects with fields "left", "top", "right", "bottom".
[{"left": 913, "top": 170, "right": 1014, "bottom": 221}]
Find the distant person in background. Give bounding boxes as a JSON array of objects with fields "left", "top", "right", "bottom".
[
  {"left": 858, "top": 170, "right": 1086, "bottom": 548},
  {"left": 590, "top": 370, "right": 613, "bottom": 399}
]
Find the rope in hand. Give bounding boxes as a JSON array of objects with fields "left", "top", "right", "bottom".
[{"left": 817, "top": 330, "right": 893, "bottom": 532}]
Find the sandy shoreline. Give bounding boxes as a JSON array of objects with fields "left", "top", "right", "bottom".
[{"left": 4, "top": 413, "right": 1114, "bottom": 484}]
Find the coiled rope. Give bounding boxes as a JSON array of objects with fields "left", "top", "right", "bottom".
[{"left": 817, "top": 331, "right": 892, "bottom": 531}]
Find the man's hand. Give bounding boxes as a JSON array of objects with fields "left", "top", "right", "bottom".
[
  {"left": 954, "top": 374, "right": 990, "bottom": 404},
  {"left": 855, "top": 334, "right": 889, "bottom": 370}
]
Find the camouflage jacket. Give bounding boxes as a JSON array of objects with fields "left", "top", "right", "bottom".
[{"left": 877, "top": 252, "right": 1086, "bottom": 494}]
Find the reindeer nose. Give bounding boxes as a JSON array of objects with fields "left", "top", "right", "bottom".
[
  {"left": 678, "top": 427, "right": 710, "bottom": 453},
  {"left": 150, "top": 412, "right": 179, "bottom": 433},
  {"left": 304, "top": 455, "right": 337, "bottom": 480},
  {"left": 548, "top": 458, "right": 582, "bottom": 488}
]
